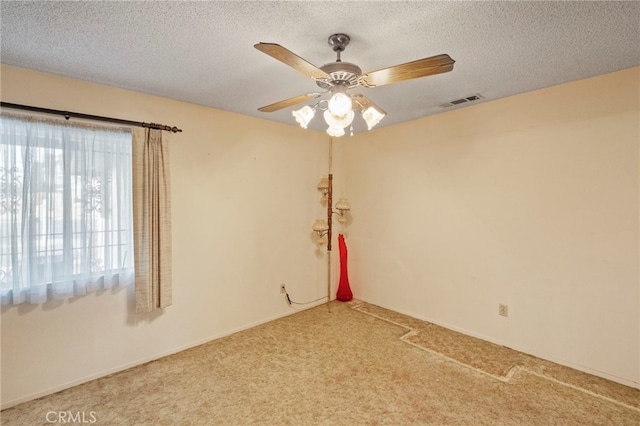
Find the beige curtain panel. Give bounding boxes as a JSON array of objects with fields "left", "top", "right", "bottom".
[{"left": 133, "top": 128, "right": 172, "bottom": 313}]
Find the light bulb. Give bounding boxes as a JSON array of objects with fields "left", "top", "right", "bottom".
[{"left": 328, "top": 92, "right": 352, "bottom": 117}]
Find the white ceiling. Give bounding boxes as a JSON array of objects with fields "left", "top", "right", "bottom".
[{"left": 1, "top": 1, "right": 639, "bottom": 134}]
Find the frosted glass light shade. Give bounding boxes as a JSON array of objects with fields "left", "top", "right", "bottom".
[
  {"left": 335, "top": 198, "right": 351, "bottom": 212},
  {"left": 362, "top": 106, "right": 386, "bottom": 130},
  {"left": 292, "top": 106, "right": 315, "bottom": 129},
  {"left": 313, "top": 219, "right": 329, "bottom": 245},
  {"left": 317, "top": 177, "right": 329, "bottom": 192},
  {"left": 312, "top": 219, "right": 329, "bottom": 232},
  {"left": 327, "top": 92, "right": 352, "bottom": 117},
  {"left": 335, "top": 198, "right": 351, "bottom": 224},
  {"left": 324, "top": 110, "right": 354, "bottom": 129},
  {"left": 326, "top": 125, "right": 345, "bottom": 137}
]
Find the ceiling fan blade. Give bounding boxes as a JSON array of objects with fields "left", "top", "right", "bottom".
[
  {"left": 360, "top": 54, "right": 455, "bottom": 87},
  {"left": 255, "top": 42, "right": 329, "bottom": 80},
  {"left": 350, "top": 94, "right": 387, "bottom": 114},
  {"left": 258, "top": 93, "right": 321, "bottom": 113}
]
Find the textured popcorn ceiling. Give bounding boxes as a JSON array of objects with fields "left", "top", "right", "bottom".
[{"left": 1, "top": 1, "right": 639, "bottom": 133}]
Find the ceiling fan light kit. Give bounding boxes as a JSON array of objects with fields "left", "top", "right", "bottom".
[{"left": 255, "top": 33, "right": 455, "bottom": 137}]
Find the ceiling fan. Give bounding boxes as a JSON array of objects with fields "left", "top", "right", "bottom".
[{"left": 254, "top": 33, "right": 455, "bottom": 137}]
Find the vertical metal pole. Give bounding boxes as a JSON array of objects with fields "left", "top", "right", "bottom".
[
  {"left": 327, "top": 138, "right": 334, "bottom": 312},
  {"left": 327, "top": 173, "right": 333, "bottom": 312},
  {"left": 327, "top": 250, "right": 332, "bottom": 312},
  {"left": 327, "top": 173, "right": 333, "bottom": 252}
]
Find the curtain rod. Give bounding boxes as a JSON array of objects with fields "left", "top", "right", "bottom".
[{"left": 0, "top": 102, "right": 183, "bottom": 133}]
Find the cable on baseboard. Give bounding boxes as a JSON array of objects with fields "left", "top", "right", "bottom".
[{"left": 285, "top": 291, "right": 328, "bottom": 306}]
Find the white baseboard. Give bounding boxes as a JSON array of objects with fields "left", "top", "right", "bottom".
[
  {"left": 355, "top": 298, "right": 640, "bottom": 390},
  {"left": 1, "top": 302, "right": 324, "bottom": 410},
  {"left": 4, "top": 297, "right": 634, "bottom": 411}
]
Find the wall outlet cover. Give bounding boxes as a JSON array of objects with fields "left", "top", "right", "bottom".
[{"left": 499, "top": 304, "right": 508, "bottom": 317}]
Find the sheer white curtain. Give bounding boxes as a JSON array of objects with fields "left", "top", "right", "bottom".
[{"left": 0, "top": 114, "right": 134, "bottom": 305}]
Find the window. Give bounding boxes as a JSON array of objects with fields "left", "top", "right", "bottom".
[{"left": 0, "top": 114, "right": 134, "bottom": 304}]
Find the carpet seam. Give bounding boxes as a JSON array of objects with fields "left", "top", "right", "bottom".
[{"left": 350, "top": 302, "right": 640, "bottom": 414}]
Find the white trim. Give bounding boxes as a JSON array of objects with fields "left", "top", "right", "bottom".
[
  {"left": 0, "top": 302, "right": 324, "bottom": 410},
  {"left": 354, "top": 297, "right": 640, "bottom": 390}
]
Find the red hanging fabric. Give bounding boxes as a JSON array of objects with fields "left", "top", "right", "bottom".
[{"left": 336, "top": 234, "right": 353, "bottom": 301}]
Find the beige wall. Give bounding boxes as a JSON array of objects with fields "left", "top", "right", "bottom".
[
  {"left": 344, "top": 67, "right": 639, "bottom": 387},
  {"left": 1, "top": 65, "right": 638, "bottom": 408},
  {"left": 0, "top": 65, "right": 339, "bottom": 407}
]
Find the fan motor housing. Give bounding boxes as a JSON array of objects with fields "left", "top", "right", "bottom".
[{"left": 316, "top": 62, "right": 362, "bottom": 90}]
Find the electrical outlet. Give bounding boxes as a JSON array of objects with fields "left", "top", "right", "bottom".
[
  {"left": 499, "top": 304, "right": 508, "bottom": 317},
  {"left": 280, "top": 284, "right": 286, "bottom": 294}
]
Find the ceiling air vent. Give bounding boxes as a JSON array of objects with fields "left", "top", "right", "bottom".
[{"left": 440, "top": 94, "right": 484, "bottom": 108}]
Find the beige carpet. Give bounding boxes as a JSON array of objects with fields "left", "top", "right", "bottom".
[{"left": 2, "top": 301, "right": 639, "bottom": 425}]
